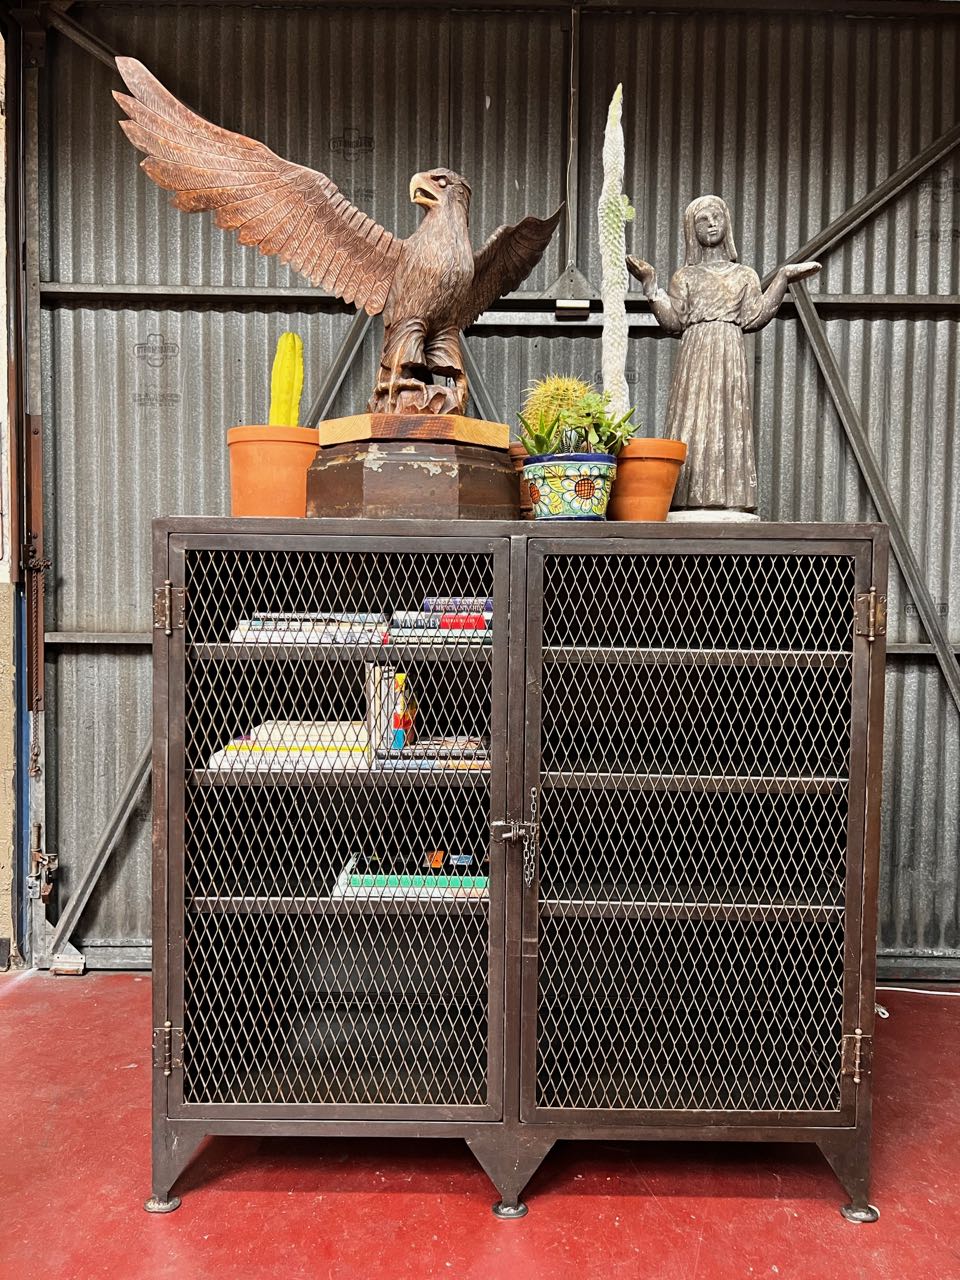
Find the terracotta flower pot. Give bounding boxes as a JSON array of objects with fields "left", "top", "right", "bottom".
[
  {"left": 227, "top": 425, "right": 319, "bottom": 517},
  {"left": 522, "top": 452, "right": 617, "bottom": 520},
  {"left": 608, "top": 438, "right": 688, "bottom": 521},
  {"left": 508, "top": 443, "right": 533, "bottom": 519}
]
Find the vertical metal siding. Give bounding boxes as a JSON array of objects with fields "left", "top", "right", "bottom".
[
  {"left": 36, "top": 5, "right": 960, "bottom": 970},
  {"left": 578, "top": 12, "right": 960, "bottom": 296}
]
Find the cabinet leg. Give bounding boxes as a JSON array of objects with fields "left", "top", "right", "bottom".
[
  {"left": 145, "top": 1123, "right": 206, "bottom": 1213},
  {"left": 818, "top": 1131, "right": 879, "bottom": 1223},
  {"left": 467, "top": 1131, "right": 555, "bottom": 1219}
]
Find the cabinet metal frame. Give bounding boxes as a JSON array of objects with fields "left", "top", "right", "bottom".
[{"left": 149, "top": 518, "right": 887, "bottom": 1220}]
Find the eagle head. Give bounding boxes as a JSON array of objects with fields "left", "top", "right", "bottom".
[{"left": 409, "top": 168, "right": 472, "bottom": 214}]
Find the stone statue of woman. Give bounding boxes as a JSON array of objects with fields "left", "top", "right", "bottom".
[{"left": 627, "top": 195, "right": 820, "bottom": 513}]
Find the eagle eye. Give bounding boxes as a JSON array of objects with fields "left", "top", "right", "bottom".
[{"left": 436, "top": 176, "right": 448, "bottom": 188}]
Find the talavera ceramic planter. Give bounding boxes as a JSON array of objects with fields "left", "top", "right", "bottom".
[{"left": 522, "top": 452, "right": 617, "bottom": 520}]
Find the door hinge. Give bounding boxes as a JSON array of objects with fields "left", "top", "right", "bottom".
[
  {"left": 26, "top": 822, "right": 57, "bottom": 902},
  {"left": 842, "top": 1028, "right": 872, "bottom": 1084},
  {"left": 153, "top": 581, "right": 186, "bottom": 635},
  {"left": 854, "top": 588, "right": 887, "bottom": 642},
  {"left": 153, "top": 1021, "right": 184, "bottom": 1076}
]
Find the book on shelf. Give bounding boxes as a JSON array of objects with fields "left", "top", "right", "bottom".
[
  {"left": 421, "top": 597, "right": 493, "bottom": 614},
  {"left": 376, "top": 758, "right": 489, "bottom": 772}
]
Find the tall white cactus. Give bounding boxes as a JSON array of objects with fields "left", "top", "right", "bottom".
[{"left": 598, "top": 84, "right": 635, "bottom": 420}]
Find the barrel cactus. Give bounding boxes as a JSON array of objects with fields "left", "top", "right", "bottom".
[
  {"left": 522, "top": 375, "right": 591, "bottom": 425},
  {"left": 268, "top": 331, "right": 305, "bottom": 427},
  {"left": 598, "top": 84, "right": 635, "bottom": 421}
]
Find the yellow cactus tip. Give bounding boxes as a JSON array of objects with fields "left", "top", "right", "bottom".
[{"left": 268, "top": 331, "right": 305, "bottom": 428}]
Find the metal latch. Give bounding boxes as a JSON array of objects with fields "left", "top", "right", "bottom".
[
  {"left": 26, "top": 823, "right": 57, "bottom": 903},
  {"left": 491, "top": 787, "right": 540, "bottom": 887},
  {"left": 153, "top": 1021, "right": 184, "bottom": 1076},
  {"left": 153, "top": 581, "right": 186, "bottom": 635},
  {"left": 842, "top": 1028, "right": 872, "bottom": 1084},
  {"left": 854, "top": 588, "right": 887, "bottom": 642}
]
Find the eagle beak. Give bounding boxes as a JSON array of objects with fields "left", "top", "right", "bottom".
[{"left": 410, "top": 174, "right": 439, "bottom": 207}]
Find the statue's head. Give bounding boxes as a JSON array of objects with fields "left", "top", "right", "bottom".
[
  {"left": 683, "top": 195, "right": 737, "bottom": 264},
  {"left": 409, "top": 168, "right": 472, "bottom": 214}
]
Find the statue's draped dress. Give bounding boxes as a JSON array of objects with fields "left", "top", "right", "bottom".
[{"left": 663, "top": 261, "right": 764, "bottom": 510}]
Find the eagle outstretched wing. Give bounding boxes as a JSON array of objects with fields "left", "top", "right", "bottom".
[
  {"left": 458, "top": 209, "right": 563, "bottom": 329},
  {"left": 113, "top": 57, "right": 403, "bottom": 314}
]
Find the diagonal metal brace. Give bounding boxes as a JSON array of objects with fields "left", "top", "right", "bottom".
[
  {"left": 792, "top": 280, "right": 960, "bottom": 717},
  {"left": 305, "top": 310, "right": 372, "bottom": 427},
  {"left": 46, "top": 737, "right": 153, "bottom": 961},
  {"left": 764, "top": 118, "right": 960, "bottom": 288}
]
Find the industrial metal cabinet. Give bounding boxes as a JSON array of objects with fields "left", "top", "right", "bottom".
[{"left": 149, "top": 518, "right": 887, "bottom": 1221}]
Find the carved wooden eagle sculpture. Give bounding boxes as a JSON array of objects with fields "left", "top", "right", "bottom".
[{"left": 114, "top": 57, "right": 562, "bottom": 416}]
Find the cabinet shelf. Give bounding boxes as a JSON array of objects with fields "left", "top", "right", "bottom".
[
  {"left": 189, "top": 894, "right": 488, "bottom": 916},
  {"left": 188, "top": 767, "right": 490, "bottom": 788},
  {"left": 539, "top": 897, "right": 843, "bottom": 923},
  {"left": 542, "top": 645, "right": 850, "bottom": 669},
  {"left": 541, "top": 771, "right": 844, "bottom": 795},
  {"left": 189, "top": 641, "right": 493, "bottom": 664}
]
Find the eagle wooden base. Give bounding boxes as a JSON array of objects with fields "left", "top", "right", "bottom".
[
  {"left": 307, "top": 414, "right": 519, "bottom": 520},
  {"left": 316, "top": 413, "right": 510, "bottom": 450}
]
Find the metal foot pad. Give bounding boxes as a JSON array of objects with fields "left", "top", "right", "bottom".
[
  {"left": 492, "top": 1201, "right": 528, "bottom": 1220},
  {"left": 840, "top": 1204, "right": 879, "bottom": 1224},
  {"left": 144, "top": 1195, "right": 182, "bottom": 1214}
]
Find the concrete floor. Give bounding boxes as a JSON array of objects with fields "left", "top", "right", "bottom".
[{"left": 1, "top": 971, "right": 958, "bottom": 1280}]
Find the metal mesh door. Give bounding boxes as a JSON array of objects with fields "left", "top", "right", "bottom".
[
  {"left": 523, "top": 545, "right": 863, "bottom": 1118},
  {"left": 173, "top": 539, "right": 506, "bottom": 1116}
]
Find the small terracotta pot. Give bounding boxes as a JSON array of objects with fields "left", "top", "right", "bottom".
[
  {"left": 508, "top": 443, "right": 533, "bottom": 519},
  {"left": 227, "top": 425, "right": 319, "bottom": 517},
  {"left": 608, "top": 438, "right": 688, "bottom": 521}
]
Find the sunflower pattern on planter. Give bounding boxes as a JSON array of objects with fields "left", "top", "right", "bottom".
[{"left": 524, "top": 457, "right": 617, "bottom": 520}]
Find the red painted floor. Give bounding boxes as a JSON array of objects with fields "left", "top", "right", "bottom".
[{"left": 1, "top": 973, "right": 958, "bottom": 1280}]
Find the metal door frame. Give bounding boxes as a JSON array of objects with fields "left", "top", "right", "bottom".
[
  {"left": 156, "top": 525, "right": 512, "bottom": 1125},
  {"left": 518, "top": 530, "right": 877, "bottom": 1130}
]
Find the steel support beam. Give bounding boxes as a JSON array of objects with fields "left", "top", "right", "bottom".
[
  {"left": 792, "top": 281, "right": 960, "bottom": 717},
  {"left": 542, "top": 5, "right": 596, "bottom": 299},
  {"left": 44, "top": 6, "right": 118, "bottom": 70}
]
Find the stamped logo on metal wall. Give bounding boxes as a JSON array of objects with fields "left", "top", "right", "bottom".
[
  {"left": 135, "top": 333, "right": 180, "bottom": 368},
  {"left": 330, "top": 128, "right": 375, "bottom": 161}
]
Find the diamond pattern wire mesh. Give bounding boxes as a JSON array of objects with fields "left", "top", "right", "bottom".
[
  {"left": 181, "top": 548, "right": 496, "bottom": 1107},
  {"left": 534, "top": 552, "right": 855, "bottom": 1113}
]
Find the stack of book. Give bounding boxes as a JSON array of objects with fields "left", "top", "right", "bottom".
[
  {"left": 387, "top": 596, "right": 493, "bottom": 646},
  {"left": 331, "top": 855, "right": 489, "bottom": 901},
  {"left": 206, "top": 720, "right": 370, "bottom": 771},
  {"left": 375, "top": 735, "right": 489, "bottom": 772},
  {"left": 230, "top": 611, "right": 389, "bottom": 645}
]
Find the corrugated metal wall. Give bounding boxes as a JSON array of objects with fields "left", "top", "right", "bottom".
[{"left": 37, "top": 4, "right": 960, "bottom": 971}]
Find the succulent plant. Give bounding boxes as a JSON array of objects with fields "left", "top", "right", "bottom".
[
  {"left": 268, "top": 331, "right": 305, "bottom": 427},
  {"left": 519, "top": 376, "right": 635, "bottom": 457}
]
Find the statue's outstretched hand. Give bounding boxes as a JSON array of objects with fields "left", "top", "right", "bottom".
[
  {"left": 626, "top": 256, "right": 657, "bottom": 297},
  {"left": 782, "top": 261, "right": 821, "bottom": 283}
]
